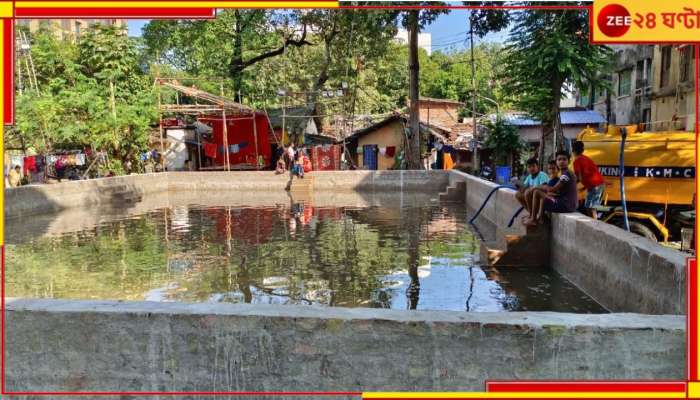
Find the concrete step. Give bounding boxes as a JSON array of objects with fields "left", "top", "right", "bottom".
[
  {"left": 288, "top": 175, "right": 314, "bottom": 192},
  {"left": 439, "top": 181, "right": 466, "bottom": 202},
  {"left": 480, "top": 222, "right": 550, "bottom": 268}
]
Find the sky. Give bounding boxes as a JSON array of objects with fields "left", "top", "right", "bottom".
[{"left": 126, "top": 9, "right": 510, "bottom": 49}]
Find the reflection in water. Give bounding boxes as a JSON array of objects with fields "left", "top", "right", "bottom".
[{"left": 6, "top": 199, "right": 607, "bottom": 313}]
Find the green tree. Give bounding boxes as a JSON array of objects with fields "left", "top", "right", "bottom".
[
  {"left": 14, "top": 25, "right": 156, "bottom": 172},
  {"left": 483, "top": 116, "right": 524, "bottom": 166},
  {"left": 399, "top": 5, "right": 448, "bottom": 169},
  {"left": 502, "top": 6, "right": 612, "bottom": 161},
  {"left": 143, "top": 10, "right": 312, "bottom": 92}
]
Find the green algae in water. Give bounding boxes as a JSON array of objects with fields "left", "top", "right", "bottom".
[{"left": 6, "top": 202, "right": 607, "bottom": 313}]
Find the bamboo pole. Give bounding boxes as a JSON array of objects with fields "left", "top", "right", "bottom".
[
  {"left": 251, "top": 95, "right": 260, "bottom": 170},
  {"left": 157, "top": 87, "right": 166, "bottom": 172},
  {"left": 282, "top": 94, "right": 287, "bottom": 146},
  {"left": 197, "top": 125, "right": 202, "bottom": 171},
  {"left": 222, "top": 108, "right": 231, "bottom": 172},
  {"left": 221, "top": 82, "right": 231, "bottom": 171}
]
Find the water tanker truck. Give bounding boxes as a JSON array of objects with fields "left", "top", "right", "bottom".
[{"left": 577, "top": 124, "right": 694, "bottom": 250}]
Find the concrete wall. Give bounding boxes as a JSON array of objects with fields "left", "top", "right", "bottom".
[
  {"left": 3, "top": 170, "right": 687, "bottom": 393},
  {"left": 550, "top": 212, "right": 687, "bottom": 315},
  {"left": 450, "top": 170, "right": 687, "bottom": 315},
  {"left": 5, "top": 173, "right": 167, "bottom": 219},
  {"left": 6, "top": 170, "right": 450, "bottom": 219},
  {"left": 6, "top": 299, "right": 685, "bottom": 393}
]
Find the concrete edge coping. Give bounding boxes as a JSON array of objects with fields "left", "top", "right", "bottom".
[
  {"left": 5, "top": 298, "right": 685, "bottom": 331},
  {"left": 450, "top": 170, "right": 686, "bottom": 269},
  {"left": 553, "top": 212, "right": 688, "bottom": 269}
]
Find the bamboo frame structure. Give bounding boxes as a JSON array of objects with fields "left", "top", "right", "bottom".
[{"left": 155, "top": 78, "right": 261, "bottom": 172}]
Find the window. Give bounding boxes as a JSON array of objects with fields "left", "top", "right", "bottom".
[
  {"left": 660, "top": 46, "right": 672, "bottom": 88},
  {"left": 680, "top": 46, "right": 694, "bottom": 83},
  {"left": 642, "top": 108, "right": 651, "bottom": 128},
  {"left": 74, "top": 21, "right": 81, "bottom": 40},
  {"left": 579, "top": 90, "right": 590, "bottom": 107},
  {"left": 618, "top": 69, "right": 632, "bottom": 96}
]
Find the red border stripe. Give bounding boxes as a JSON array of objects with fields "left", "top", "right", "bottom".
[
  {"left": 690, "top": 260, "right": 697, "bottom": 380},
  {"left": 486, "top": 382, "right": 687, "bottom": 393},
  {"left": 4, "top": 19, "right": 13, "bottom": 125},
  {"left": 15, "top": 8, "right": 215, "bottom": 18}
]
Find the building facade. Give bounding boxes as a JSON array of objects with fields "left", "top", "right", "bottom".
[
  {"left": 16, "top": 19, "right": 128, "bottom": 41},
  {"left": 650, "top": 45, "right": 695, "bottom": 132},
  {"left": 578, "top": 44, "right": 695, "bottom": 132}
]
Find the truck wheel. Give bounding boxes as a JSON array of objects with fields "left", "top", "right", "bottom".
[{"left": 627, "top": 221, "right": 658, "bottom": 242}]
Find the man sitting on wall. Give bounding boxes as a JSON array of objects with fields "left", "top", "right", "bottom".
[{"left": 515, "top": 157, "right": 549, "bottom": 220}]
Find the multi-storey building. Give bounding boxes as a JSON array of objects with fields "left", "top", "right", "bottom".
[
  {"left": 578, "top": 44, "right": 695, "bottom": 132},
  {"left": 16, "top": 19, "right": 128, "bottom": 41}
]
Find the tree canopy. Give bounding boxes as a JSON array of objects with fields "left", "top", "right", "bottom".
[
  {"left": 502, "top": 6, "right": 612, "bottom": 159},
  {"left": 12, "top": 8, "right": 617, "bottom": 174},
  {"left": 15, "top": 24, "right": 156, "bottom": 173}
]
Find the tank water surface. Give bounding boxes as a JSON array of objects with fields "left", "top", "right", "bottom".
[{"left": 6, "top": 197, "right": 606, "bottom": 312}]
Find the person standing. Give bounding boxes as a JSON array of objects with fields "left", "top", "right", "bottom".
[
  {"left": 572, "top": 140, "right": 605, "bottom": 219},
  {"left": 286, "top": 144, "right": 296, "bottom": 168},
  {"left": 7, "top": 165, "right": 22, "bottom": 187}
]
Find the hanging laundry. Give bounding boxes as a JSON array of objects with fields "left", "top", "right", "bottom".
[
  {"left": 203, "top": 142, "right": 218, "bottom": 158},
  {"left": 357, "top": 146, "right": 364, "bottom": 154},
  {"left": 75, "top": 153, "right": 86, "bottom": 166},
  {"left": 435, "top": 143, "right": 443, "bottom": 151},
  {"left": 65, "top": 154, "right": 76, "bottom": 166},
  {"left": 379, "top": 147, "right": 387, "bottom": 156},
  {"left": 443, "top": 152, "right": 454, "bottom": 170},
  {"left": 386, "top": 146, "right": 396, "bottom": 157},
  {"left": 23, "top": 156, "right": 36, "bottom": 174},
  {"left": 281, "top": 130, "right": 290, "bottom": 146},
  {"left": 35, "top": 156, "right": 46, "bottom": 171}
]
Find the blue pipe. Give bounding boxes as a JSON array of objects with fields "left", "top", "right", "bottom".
[
  {"left": 619, "top": 127, "right": 630, "bottom": 232},
  {"left": 469, "top": 184, "right": 516, "bottom": 224},
  {"left": 508, "top": 206, "right": 525, "bottom": 228}
]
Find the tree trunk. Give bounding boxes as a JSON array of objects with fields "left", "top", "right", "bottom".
[
  {"left": 405, "top": 206, "right": 422, "bottom": 310},
  {"left": 308, "top": 36, "right": 333, "bottom": 133},
  {"left": 229, "top": 11, "right": 244, "bottom": 92},
  {"left": 540, "top": 75, "right": 564, "bottom": 162},
  {"left": 407, "top": 11, "right": 422, "bottom": 170}
]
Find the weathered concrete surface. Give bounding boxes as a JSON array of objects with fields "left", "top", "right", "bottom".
[
  {"left": 6, "top": 189, "right": 439, "bottom": 244},
  {"left": 5, "top": 170, "right": 449, "bottom": 219},
  {"left": 6, "top": 299, "right": 685, "bottom": 393},
  {"left": 551, "top": 212, "right": 687, "bottom": 315},
  {"left": 166, "top": 170, "right": 449, "bottom": 192},
  {"left": 452, "top": 170, "right": 687, "bottom": 316},
  {"left": 5, "top": 173, "right": 166, "bottom": 218}
]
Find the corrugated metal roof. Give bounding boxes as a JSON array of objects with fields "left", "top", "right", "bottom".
[
  {"left": 561, "top": 110, "right": 606, "bottom": 125},
  {"left": 500, "top": 110, "right": 606, "bottom": 126}
]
